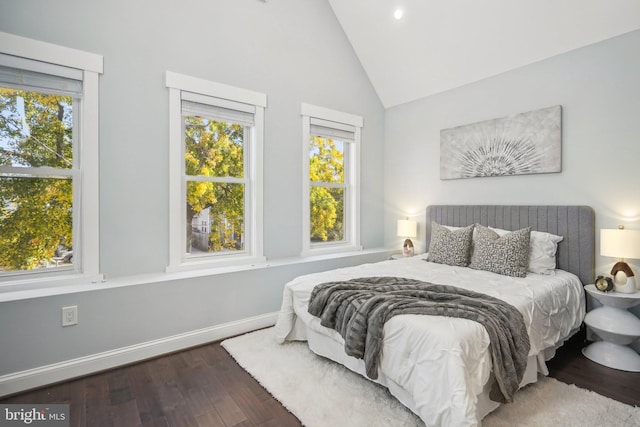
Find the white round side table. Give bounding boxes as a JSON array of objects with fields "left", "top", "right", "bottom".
[{"left": 582, "top": 284, "right": 640, "bottom": 372}]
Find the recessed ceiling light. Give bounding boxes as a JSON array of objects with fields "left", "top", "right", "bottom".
[{"left": 393, "top": 8, "right": 404, "bottom": 20}]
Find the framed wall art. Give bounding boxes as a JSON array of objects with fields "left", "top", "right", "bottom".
[{"left": 440, "top": 105, "right": 562, "bottom": 180}]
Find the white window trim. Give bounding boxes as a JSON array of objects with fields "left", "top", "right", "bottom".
[
  {"left": 165, "top": 71, "right": 266, "bottom": 272},
  {"left": 0, "top": 32, "right": 102, "bottom": 291},
  {"left": 301, "top": 103, "right": 362, "bottom": 257}
]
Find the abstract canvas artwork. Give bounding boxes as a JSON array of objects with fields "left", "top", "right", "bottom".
[{"left": 440, "top": 105, "right": 562, "bottom": 180}]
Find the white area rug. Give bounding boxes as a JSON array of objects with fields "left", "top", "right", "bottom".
[{"left": 222, "top": 327, "right": 640, "bottom": 427}]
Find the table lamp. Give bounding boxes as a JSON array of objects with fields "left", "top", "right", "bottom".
[
  {"left": 397, "top": 219, "right": 417, "bottom": 256},
  {"left": 600, "top": 226, "right": 640, "bottom": 293}
]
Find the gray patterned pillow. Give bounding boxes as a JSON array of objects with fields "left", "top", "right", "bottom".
[
  {"left": 426, "top": 222, "right": 474, "bottom": 267},
  {"left": 469, "top": 224, "right": 531, "bottom": 277}
]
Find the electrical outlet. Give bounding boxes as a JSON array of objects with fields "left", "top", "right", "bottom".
[{"left": 62, "top": 306, "right": 78, "bottom": 327}]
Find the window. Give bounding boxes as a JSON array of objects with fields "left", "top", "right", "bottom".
[
  {"left": 166, "top": 72, "right": 265, "bottom": 271},
  {"left": 301, "top": 103, "right": 362, "bottom": 255},
  {"left": 0, "top": 32, "right": 101, "bottom": 287}
]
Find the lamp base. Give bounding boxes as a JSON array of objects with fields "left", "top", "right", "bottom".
[
  {"left": 402, "top": 238, "right": 414, "bottom": 257},
  {"left": 614, "top": 276, "right": 636, "bottom": 293},
  {"left": 611, "top": 262, "right": 637, "bottom": 293}
]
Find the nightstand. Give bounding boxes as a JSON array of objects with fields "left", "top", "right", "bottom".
[{"left": 582, "top": 284, "right": 640, "bottom": 372}]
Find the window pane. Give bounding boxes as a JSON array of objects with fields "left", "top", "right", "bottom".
[
  {"left": 184, "top": 116, "right": 244, "bottom": 178},
  {"left": 0, "top": 177, "right": 73, "bottom": 272},
  {"left": 186, "top": 181, "right": 244, "bottom": 255},
  {"left": 310, "top": 186, "right": 344, "bottom": 243},
  {"left": 0, "top": 88, "right": 74, "bottom": 168},
  {"left": 309, "top": 136, "right": 344, "bottom": 184}
]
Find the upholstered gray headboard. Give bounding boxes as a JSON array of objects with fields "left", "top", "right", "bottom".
[{"left": 425, "top": 205, "right": 595, "bottom": 285}]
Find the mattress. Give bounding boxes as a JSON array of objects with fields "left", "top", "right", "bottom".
[{"left": 274, "top": 255, "right": 585, "bottom": 427}]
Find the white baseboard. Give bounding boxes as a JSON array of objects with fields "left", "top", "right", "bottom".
[{"left": 0, "top": 312, "right": 278, "bottom": 397}]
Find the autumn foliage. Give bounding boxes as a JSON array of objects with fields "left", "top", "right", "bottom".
[{"left": 0, "top": 88, "right": 73, "bottom": 271}]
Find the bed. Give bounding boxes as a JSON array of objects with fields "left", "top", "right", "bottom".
[{"left": 274, "top": 205, "right": 595, "bottom": 427}]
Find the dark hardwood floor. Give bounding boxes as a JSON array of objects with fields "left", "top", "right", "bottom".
[
  {"left": 546, "top": 328, "right": 640, "bottom": 408},
  {"left": 2, "top": 328, "right": 639, "bottom": 426},
  {"left": 1, "top": 340, "right": 301, "bottom": 427}
]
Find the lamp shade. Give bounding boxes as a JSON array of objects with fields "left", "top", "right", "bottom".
[
  {"left": 600, "top": 228, "right": 640, "bottom": 259},
  {"left": 397, "top": 219, "right": 417, "bottom": 238}
]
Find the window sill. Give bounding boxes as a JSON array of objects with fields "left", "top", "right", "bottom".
[
  {"left": 301, "top": 244, "right": 363, "bottom": 258},
  {"left": 0, "top": 273, "right": 104, "bottom": 303},
  {"left": 165, "top": 254, "right": 267, "bottom": 275},
  {"left": 0, "top": 248, "right": 392, "bottom": 302}
]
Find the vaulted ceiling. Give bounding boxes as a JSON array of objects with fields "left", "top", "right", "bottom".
[{"left": 327, "top": 0, "right": 640, "bottom": 108}]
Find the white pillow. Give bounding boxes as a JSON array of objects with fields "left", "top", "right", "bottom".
[{"left": 489, "top": 226, "right": 563, "bottom": 275}]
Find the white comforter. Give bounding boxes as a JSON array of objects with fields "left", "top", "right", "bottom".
[{"left": 274, "top": 255, "right": 585, "bottom": 427}]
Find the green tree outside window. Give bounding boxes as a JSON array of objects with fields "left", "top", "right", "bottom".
[
  {"left": 310, "top": 136, "right": 345, "bottom": 243},
  {"left": 0, "top": 88, "right": 73, "bottom": 271},
  {"left": 184, "top": 116, "right": 245, "bottom": 254}
]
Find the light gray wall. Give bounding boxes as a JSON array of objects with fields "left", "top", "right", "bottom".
[
  {"left": 384, "top": 29, "right": 640, "bottom": 283},
  {"left": 0, "top": 0, "right": 386, "bottom": 377},
  {"left": 0, "top": 0, "right": 385, "bottom": 273}
]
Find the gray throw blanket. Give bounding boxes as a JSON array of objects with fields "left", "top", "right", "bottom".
[{"left": 307, "top": 276, "right": 530, "bottom": 403}]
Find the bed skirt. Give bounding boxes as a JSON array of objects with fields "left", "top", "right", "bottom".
[{"left": 301, "top": 324, "right": 572, "bottom": 424}]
